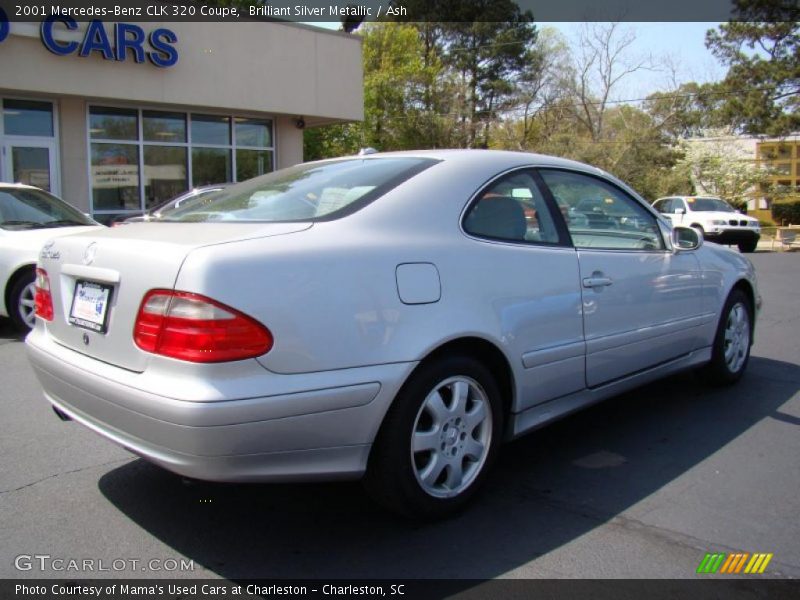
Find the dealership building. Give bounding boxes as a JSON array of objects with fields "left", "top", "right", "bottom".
[{"left": 0, "top": 17, "right": 363, "bottom": 223}]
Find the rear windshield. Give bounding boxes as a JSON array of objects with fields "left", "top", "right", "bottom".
[{"left": 163, "top": 157, "right": 437, "bottom": 223}]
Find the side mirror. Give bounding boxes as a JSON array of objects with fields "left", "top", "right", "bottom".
[
  {"left": 675, "top": 207, "right": 686, "bottom": 215},
  {"left": 672, "top": 225, "right": 702, "bottom": 251}
]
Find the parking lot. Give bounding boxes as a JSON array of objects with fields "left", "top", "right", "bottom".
[{"left": 1, "top": 251, "right": 798, "bottom": 581}]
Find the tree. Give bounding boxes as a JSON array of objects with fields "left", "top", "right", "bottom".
[
  {"left": 678, "top": 130, "right": 774, "bottom": 209},
  {"left": 706, "top": 0, "right": 800, "bottom": 135},
  {"left": 568, "top": 22, "right": 655, "bottom": 142},
  {"left": 644, "top": 81, "right": 726, "bottom": 139},
  {"left": 443, "top": 18, "right": 538, "bottom": 147},
  {"left": 503, "top": 27, "right": 573, "bottom": 150},
  {"left": 393, "top": 0, "right": 538, "bottom": 148},
  {"left": 303, "top": 123, "right": 361, "bottom": 162},
  {"left": 362, "top": 22, "right": 456, "bottom": 150}
]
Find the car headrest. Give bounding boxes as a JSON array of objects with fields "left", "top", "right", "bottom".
[{"left": 467, "top": 196, "right": 527, "bottom": 241}]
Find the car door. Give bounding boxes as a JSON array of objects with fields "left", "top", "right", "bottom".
[
  {"left": 671, "top": 198, "right": 689, "bottom": 225},
  {"left": 653, "top": 198, "right": 675, "bottom": 225},
  {"left": 462, "top": 169, "right": 585, "bottom": 411},
  {"left": 538, "top": 170, "right": 705, "bottom": 388}
]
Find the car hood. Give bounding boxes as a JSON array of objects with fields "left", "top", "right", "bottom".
[{"left": 696, "top": 211, "right": 758, "bottom": 222}]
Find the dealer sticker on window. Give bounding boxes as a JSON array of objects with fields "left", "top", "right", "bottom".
[{"left": 69, "top": 281, "right": 112, "bottom": 333}]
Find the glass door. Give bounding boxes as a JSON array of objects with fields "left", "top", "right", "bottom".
[{"left": 2, "top": 140, "right": 59, "bottom": 195}]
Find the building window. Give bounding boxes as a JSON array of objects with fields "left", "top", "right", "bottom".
[
  {"left": 90, "top": 143, "right": 139, "bottom": 211},
  {"left": 3, "top": 99, "right": 54, "bottom": 137},
  {"left": 776, "top": 145, "right": 792, "bottom": 160},
  {"left": 144, "top": 146, "right": 187, "bottom": 209},
  {"left": 190, "top": 114, "right": 231, "bottom": 186},
  {"left": 192, "top": 147, "right": 231, "bottom": 187},
  {"left": 1, "top": 98, "right": 59, "bottom": 194},
  {"left": 236, "top": 149, "right": 273, "bottom": 181},
  {"left": 90, "top": 107, "right": 138, "bottom": 141},
  {"left": 89, "top": 106, "right": 274, "bottom": 223}
]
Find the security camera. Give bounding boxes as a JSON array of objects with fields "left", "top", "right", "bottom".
[{"left": 295, "top": 117, "right": 305, "bottom": 129}]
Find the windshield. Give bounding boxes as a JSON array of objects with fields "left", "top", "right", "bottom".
[
  {"left": 0, "top": 188, "right": 95, "bottom": 230},
  {"left": 163, "top": 157, "right": 437, "bottom": 223},
  {"left": 689, "top": 197, "right": 736, "bottom": 213}
]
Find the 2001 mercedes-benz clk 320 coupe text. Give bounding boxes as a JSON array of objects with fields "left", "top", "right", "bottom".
[{"left": 27, "top": 151, "right": 758, "bottom": 518}]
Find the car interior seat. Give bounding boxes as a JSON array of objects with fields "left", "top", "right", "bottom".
[{"left": 466, "top": 196, "right": 527, "bottom": 241}]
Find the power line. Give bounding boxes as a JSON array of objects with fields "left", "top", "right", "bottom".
[{"left": 356, "top": 82, "right": 791, "bottom": 123}]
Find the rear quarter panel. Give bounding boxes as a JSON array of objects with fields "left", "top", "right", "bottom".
[{"left": 173, "top": 157, "right": 585, "bottom": 409}]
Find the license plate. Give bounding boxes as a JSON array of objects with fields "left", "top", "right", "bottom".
[{"left": 69, "top": 280, "right": 113, "bottom": 333}]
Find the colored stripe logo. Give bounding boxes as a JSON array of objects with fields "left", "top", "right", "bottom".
[{"left": 697, "top": 552, "right": 773, "bottom": 574}]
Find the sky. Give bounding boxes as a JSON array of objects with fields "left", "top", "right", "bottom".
[
  {"left": 304, "top": 21, "right": 727, "bottom": 101},
  {"left": 550, "top": 22, "right": 726, "bottom": 99}
]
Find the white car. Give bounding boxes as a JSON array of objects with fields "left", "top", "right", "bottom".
[
  {"left": 26, "top": 151, "right": 758, "bottom": 518},
  {"left": 0, "top": 183, "right": 103, "bottom": 331},
  {"left": 653, "top": 196, "right": 761, "bottom": 253}
]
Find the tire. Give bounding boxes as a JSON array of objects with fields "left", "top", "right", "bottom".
[
  {"left": 364, "top": 355, "right": 504, "bottom": 519},
  {"left": 690, "top": 224, "right": 704, "bottom": 235},
  {"left": 700, "top": 289, "right": 752, "bottom": 386},
  {"left": 8, "top": 271, "right": 37, "bottom": 333},
  {"left": 738, "top": 240, "right": 758, "bottom": 253}
]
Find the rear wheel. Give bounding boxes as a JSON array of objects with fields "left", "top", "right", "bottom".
[
  {"left": 365, "top": 355, "right": 503, "bottom": 519},
  {"left": 738, "top": 239, "right": 758, "bottom": 253},
  {"left": 8, "top": 272, "right": 37, "bottom": 333},
  {"left": 700, "top": 289, "right": 752, "bottom": 386}
]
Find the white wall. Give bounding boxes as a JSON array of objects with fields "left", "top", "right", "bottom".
[{"left": 0, "top": 21, "right": 363, "bottom": 123}]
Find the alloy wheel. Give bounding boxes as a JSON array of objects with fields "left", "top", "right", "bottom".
[
  {"left": 18, "top": 281, "right": 37, "bottom": 329},
  {"left": 411, "top": 376, "right": 492, "bottom": 498},
  {"left": 723, "top": 302, "right": 750, "bottom": 374}
]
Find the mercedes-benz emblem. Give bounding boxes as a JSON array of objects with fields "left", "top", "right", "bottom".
[
  {"left": 82, "top": 333, "right": 90, "bottom": 346},
  {"left": 82, "top": 242, "right": 97, "bottom": 265}
]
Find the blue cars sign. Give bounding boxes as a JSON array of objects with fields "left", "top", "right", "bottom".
[
  {"left": 40, "top": 17, "right": 178, "bottom": 67},
  {"left": 0, "top": 8, "right": 9, "bottom": 43},
  {"left": 0, "top": 9, "right": 178, "bottom": 68}
]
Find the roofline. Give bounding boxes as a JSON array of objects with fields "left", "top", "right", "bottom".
[{"left": 266, "top": 20, "right": 363, "bottom": 42}]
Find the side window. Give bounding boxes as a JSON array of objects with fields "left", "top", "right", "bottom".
[
  {"left": 539, "top": 169, "right": 665, "bottom": 251},
  {"left": 674, "top": 199, "right": 687, "bottom": 213},
  {"left": 654, "top": 198, "right": 673, "bottom": 214},
  {"left": 464, "top": 170, "right": 561, "bottom": 245}
]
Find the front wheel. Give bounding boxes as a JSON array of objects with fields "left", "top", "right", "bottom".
[
  {"left": 8, "top": 272, "right": 37, "bottom": 333},
  {"left": 364, "top": 355, "right": 503, "bottom": 519},
  {"left": 700, "top": 289, "right": 752, "bottom": 386}
]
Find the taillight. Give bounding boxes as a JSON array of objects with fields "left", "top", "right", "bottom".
[
  {"left": 133, "top": 290, "right": 273, "bottom": 363},
  {"left": 34, "top": 268, "right": 54, "bottom": 321}
]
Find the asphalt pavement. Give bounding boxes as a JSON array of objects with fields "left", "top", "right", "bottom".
[{"left": 1, "top": 251, "right": 798, "bottom": 582}]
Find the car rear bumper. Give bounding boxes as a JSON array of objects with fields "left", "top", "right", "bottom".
[{"left": 26, "top": 328, "right": 415, "bottom": 482}]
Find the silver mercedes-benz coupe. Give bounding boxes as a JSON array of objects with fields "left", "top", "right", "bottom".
[{"left": 26, "top": 150, "right": 758, "bottom": 518}]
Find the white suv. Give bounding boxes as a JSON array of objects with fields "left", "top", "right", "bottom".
[{"left": 653, "top": 196, "right": 761, "bottom": 253}]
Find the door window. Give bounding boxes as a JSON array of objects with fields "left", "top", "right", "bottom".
[
  {"left": 539, "top": 169, "right": 665, "bottom": 251},
  {"left": 653, "top": 198, "right": 673, "bottom": 214},
  {"left": 1, "top": 99, "right": 59, "bottom": 194},
  {"left": 10, "top": 146, "right": 51, "bottom": 191}
]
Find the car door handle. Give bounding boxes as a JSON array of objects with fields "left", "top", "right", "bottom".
[{"left": 582, "top": 275, "right": 613, "bottom": 288}]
